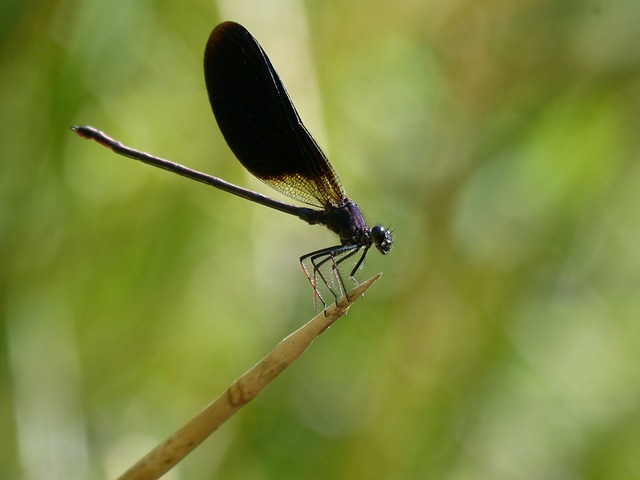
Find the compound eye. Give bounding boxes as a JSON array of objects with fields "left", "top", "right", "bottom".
[{"left": 371, "top": 225, "right": 393, "bottom": 254}]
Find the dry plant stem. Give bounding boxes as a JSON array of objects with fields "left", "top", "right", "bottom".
[{"left": 117, "top": 273, "right": 381, "bottom": 480}]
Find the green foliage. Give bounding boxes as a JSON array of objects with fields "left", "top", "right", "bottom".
[{"left": 2, "top": 1, "right": 639, "bottom": 478}]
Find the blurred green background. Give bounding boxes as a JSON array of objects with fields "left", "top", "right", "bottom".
[{"left": 2, "top": 0, "right": 640, "bottom": 478}]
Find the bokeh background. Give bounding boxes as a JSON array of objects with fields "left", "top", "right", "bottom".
[{"left": 2, "top": 0, "right": 640, "bottom": 478}]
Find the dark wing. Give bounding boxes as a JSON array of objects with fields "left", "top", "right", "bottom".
[{"left": 204, "top": 21, "right": 345, "bottom": 208}]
